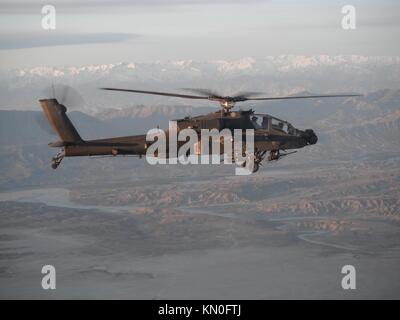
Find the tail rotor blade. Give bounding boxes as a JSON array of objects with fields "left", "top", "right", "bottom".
[
  {"left": 42, "top": 84, "right": 85, "bottom": 110},
  {"left": 34, "top": 112, "right": 57, "bottom": 136}
]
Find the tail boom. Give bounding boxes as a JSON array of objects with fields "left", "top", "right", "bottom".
[{"left": 39, "top": 98, "right": 146, "bottom": 168}]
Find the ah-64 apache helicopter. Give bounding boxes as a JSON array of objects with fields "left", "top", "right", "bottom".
[{"left": 39, "top": 87, "right": 360, "bottom": 173}]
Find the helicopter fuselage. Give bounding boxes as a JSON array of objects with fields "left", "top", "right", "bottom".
[
  {"left": 174, "top": 109, "right": 317, "bottom": 152},
  {"left": 40, "top": 98, "right": 318, "bottom": 171}
]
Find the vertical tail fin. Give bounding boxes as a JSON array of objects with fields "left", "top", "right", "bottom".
[{"left": 39, "top": 98, "right": 83, "bottom": 143}]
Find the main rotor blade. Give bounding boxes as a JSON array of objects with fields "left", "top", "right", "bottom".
[
  {"left": 101, "top": 88, "right": 210, "bottom": 100},
  {"left": 245, "top": 93, "right": 362, "bottom": 101},
  {"left": 180, "top": 88, "right": 222, "bottom": 98},
  {"left": 182, "top": 89, "right": 264, "bottom": 101},
  {"left": 232, "top": 91, "right": 262, "bottom": 99}
]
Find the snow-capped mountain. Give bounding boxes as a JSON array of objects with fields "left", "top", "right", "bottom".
[
  {"left": 1, "top": 55, "right": 399, "bottom": 111},
  {"left": 9, "top": 55, "right": 400, "bottom": 78}
]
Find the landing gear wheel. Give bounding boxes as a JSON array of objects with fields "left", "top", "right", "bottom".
[
  {"left": 241, "top": 154, "right": 261, "bottom": 173},
  {"left": 252, "top": 162, "right": 260, "bottom": 173},
  {"left": 236, "top": 149, "right": 265, "bottom": 173},
  {"left": 268, "top": 150, "right": 280, "bottom": 161},
  {"left": 51, "top": 151, "right": 65, "bottom": 169}
]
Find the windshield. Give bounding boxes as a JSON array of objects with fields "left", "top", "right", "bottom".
[
  {"left": 251, "top": 114, "right": 294, "bottom": 133},
  {"left": 250, "top": 115, "right": 269, "bottom": 129}
]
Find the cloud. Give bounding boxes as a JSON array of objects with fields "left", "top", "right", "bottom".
[
  {"left": 0, "top": 32, "right": 139, "bottom": 50},
  {"left": 0, "top": 0, "right": 261, "bottom": 14}
]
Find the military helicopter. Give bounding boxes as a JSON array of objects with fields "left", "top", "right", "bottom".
[{"left": 39, "top": 87, "right": 360, "bottom": 172}]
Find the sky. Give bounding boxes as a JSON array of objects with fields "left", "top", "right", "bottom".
[{"left": 0, "top": 0, "right": 399, "bottom": 69}]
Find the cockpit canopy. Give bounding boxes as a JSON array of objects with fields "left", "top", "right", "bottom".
[{"left": 250, "top": 114, "right": 295, "bottom": 134}]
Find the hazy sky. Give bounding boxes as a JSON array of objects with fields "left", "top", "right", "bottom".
[{"left": 0, "top": 0, "right": 399, "bottom": 69}]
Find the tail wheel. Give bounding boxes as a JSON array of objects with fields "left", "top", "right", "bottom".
[{"left": 51, "top": 151, "right": 65, "bottom": 169}]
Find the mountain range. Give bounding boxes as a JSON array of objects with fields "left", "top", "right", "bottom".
[
  {"left": 1, "top": 55, "right": 400, "bottom": 110},
  {"left": 0, "top": 88, "right": 399, "bottom": 189},
  {"left": 2, "top": 56, "right": 400, "bottom": 299}
]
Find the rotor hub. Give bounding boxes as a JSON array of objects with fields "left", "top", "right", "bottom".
[{"left": 219, "top": 99, "right": 236, "bottom": 111}]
